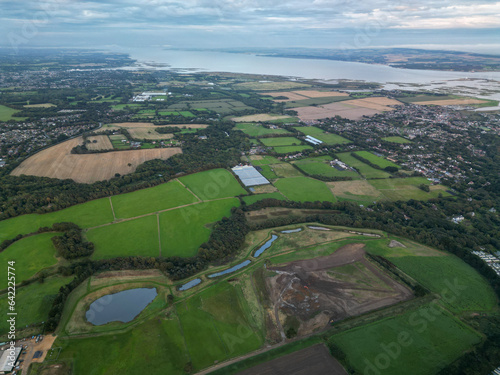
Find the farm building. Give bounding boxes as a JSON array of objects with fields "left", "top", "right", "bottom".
[
  {"left": 0, "top": 346, "right": 21, "bottom": 374},
  {"left": 232, "top": 165, "right": 269, "bottom": 187},
  {"left": 304, "top": 135, "right": 323, "bottom": 145}
]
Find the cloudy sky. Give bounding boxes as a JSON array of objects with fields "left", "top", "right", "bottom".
[{"left": 1, "top": 0, "right": 499, "bottom": 52}]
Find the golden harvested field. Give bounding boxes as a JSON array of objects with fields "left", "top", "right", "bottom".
[
  {"left": 86, "top": 135, "right": 113, "bottom": 151},
  {"left": 261, "top": 90, "right": 349, "bottom": 102},
  {"left": 232, "top": 114, "right": 292, "bottom": 122},
  {"left": 127, "top": 128, "right": 174, "bottom": 140},
  {"left": 292, "top": 97, "right": 400, "bottom": 121},
  {"left": 294, "top": 90, "right": 349, "bottom": 98},
  {"left": 413, "top": 98, "right": 488, "bottom": 106},
  {"left": 11, "top": 137, "right": 182, "bottom": 183},
  {"left": 108, "top": 122, "right": 155, "bottom": 128}
]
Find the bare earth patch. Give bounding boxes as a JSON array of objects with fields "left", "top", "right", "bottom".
[
  {"left": 327, "top": 180, "right": 382, "bottom": 199},
  {"left": 11, "top": 137, "right": 181, "bottom": 183},
  {"left": 127, "top": 128, "right": 174, "bottom": 140}
]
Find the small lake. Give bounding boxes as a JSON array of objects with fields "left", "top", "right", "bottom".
[
  {"left": 207, "top": 260, "right": 252, "bottom": 278},
  {"left": 254, "top": 235, "right": 278, "bottom": 257},
  {"left": 178, "top": 278, "right": 202, "bottom": 291},
  {"left": 86, "top": 288, "right": 157, "bottom": 326},
  {"left": 281, "top": 228, "right": 303, "bottom": 234}
]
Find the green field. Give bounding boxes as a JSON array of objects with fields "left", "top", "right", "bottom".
[
  {"left": 257, "top": 165, "right": 279, "bottom": 180},
  {"left": 337, "top": 152, "right": 391, "bottom": 179},
  {"left": 159, "top": 198, "right": 239, "bottom": 257},
  {"left": 242, "top": 192, "right": 286, "bottom": 205},
  {"left": 56, "top": 317, "right": 189, "bottom": 375},
  {"left": 111, "top": 104, "right": 143, "bottom": 110},
  {"left": 354, "top": 151, "right": 399, "bottom": 169},
  {"left": 331, "top": 305, "right": 481, "bottom": 375},
  {"left": 111, "top": 180, "right": 198, "bottom": 219},
  {"left": 0, "top": 232, "right": 61, "bottom": 284},
  {"left": 179, "top": 111, "right": 195, "bottom": 117},
  {"left": 179, "top": 169, "right": 246, "bottom": 200},
  {"left": 0, "top": 104, "right": 25, "bottom": 121},
  {"left": 167, "top": 99, "right": 254, "bottom": 115},
  {"left": 368, "top": 177, "right": 451, "bottom": 201},
  {"left": 268, "top": 163, "right": 303, "bottom": 178},
  {"left": 390, "top": 256, "right": 497, "bottom": 313},
  {"left": 109, "top": 134, "right": 129, "bottom": 149},
  {"left": 177, "top": 283, "right": 263, "bottom": 370},
  {"left": 235, "top": 123, "right": 291, "bottom": 137},
  {"left": 273, "top": 145, "right": 313, "bottom": 154},
  {"left": 159, "top": 111, "right": 180, "bottom": 116},
  {"left": 88, "top": 215, "right": 159, "bottom": 259},
  {"left": 250, "top": 155, "right": 282, "bottom": 166},
  {"left": 293, "top": 126, "right": 351, "bottom": 145},
  {"left": 382, "top": 136, "right": 412, "bottom": 144},
  {"left": 0, "top": 276, "right": 72, "bottom": 336},
  {"left": 260, "top": 137, "right": 302, "bottom": 147},
  {"left": 294, "top": 156, "right": 360, "bottom": 179},
  {"left": 274, "top": 177, "right": 336, "bottom": 203},
  {"left": 0, "top": 198, "right": 114, "bottom": 243}
]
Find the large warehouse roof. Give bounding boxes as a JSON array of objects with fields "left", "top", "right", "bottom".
[
  {"left": 232, "top": 165, "right": 270, "bottom": 187},
  {"left": 0, "top": 347, "right": 21, "bottom": 374}
]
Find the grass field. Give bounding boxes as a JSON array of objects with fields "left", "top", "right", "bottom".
[
  {"left": 337, "top": 152, "right": 391, "bottom": 179},
  {"left": 109, "top": 134, "right": 129, "bottom": 149},
  {"left": 257, "top": 165, "right": 279, "bottom": 180},
  {"left": 382, "top": 136, "right": 412, "bottom": 144},
  {"left": 293, "top": 126, "right": 351, "bottom": 145},
  {"left": 0, "top": 232, "right": 61, "bottom": 284},
  {"left": 179, "top": 169, "right": 246, "bottom": 200},
  {"left": 249, "top": 155, "right": 282, "bottom": 166},
  {"left": 235, "top": 123, "right": 291, "bottom": 137},
  {"left": 56, "top": 317, "right": 189, "bottom": 375},
  {"left": 273, "top": 145, "right": 313, "bottom": 154},
  {"left": 111, "top": 180, "right": 198, "bottom": 219},
  {"left": 0, "top": 197, "right": 114, "bottom": 243},
  {"left": 159, "top": 198, "right": 239, "bottom": 257},
  {"left": 88, "top": 215, "right": 159, "bottom": 259},
  {"left": 330, "top": 305, "right": 481, "bottom": 375},
  {"left": 0, "top": 104, "right": 25, "bottom": 121},
  {"left": 274, "top": 177, "right": 336, "bottom": 203},
  {"left": 0, "top": 276, "right": 72, "bottom": 336},
  {"left": 259, "top": 137, "right": 302, "bottom": 147},
  {"left": 354, "top": 151, "right": 399, "bottom": 169},
  {"left": 268, "top": 163, "right": 303, "bottom": 178},
  {"left": 176, "top": 282, "right": 264, "bottom": 370},
  {"left": 232, "top": 114, "right": 294, "bottom": 123},
  {"left": 390, "top": 256, "right": 497, "bottom": 313},
  {"left": 327, "top": 180, "right": 382, "bottom": 204},
  {"left": 242, "top": 192, "right": 286, "bottom": 205},
  {"left": 368, "top": 177, "right": 451, "bottom": 201},
  {"left": 293, "top": 156, "right": 360, "bottom": 179}
]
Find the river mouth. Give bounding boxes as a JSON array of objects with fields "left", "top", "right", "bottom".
[{"left": 85, "top": 287, "right": 158, "bottom": 325}]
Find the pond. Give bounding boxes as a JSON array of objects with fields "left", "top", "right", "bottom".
[
  {"left": 86, "top": 287, "right": 157, "bottom": 326},
  {"left": 178, "top": 278, "right": 202, "bottom": 291},
  {"left": 254, "top": 235, "right": 278, "bottom": 257},
  {"left": 207, "top": 260, "right": 252, "bottom": 278},
  {"left": 281, "top": 228, "right": 303, "bottom": 233}
]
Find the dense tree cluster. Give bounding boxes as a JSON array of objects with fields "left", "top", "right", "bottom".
[{"left": 51, "top": 226, "right": 94, "bottom": 259}]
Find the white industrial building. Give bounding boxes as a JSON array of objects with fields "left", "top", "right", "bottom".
[
  {"left": 304, "top": 135, "right": 323, "bottom": 145},
  {"left": 232, "top": 165, "right": 269, "bottom": 187},
  {"left": 0, "top": 347, "right": 21, "bottom": 374}
]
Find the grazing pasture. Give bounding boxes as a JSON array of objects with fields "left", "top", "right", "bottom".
[
  {"left": 0, "top": 104, "right": 25, "bottom": 121},
  {"left": 382, "top": 136, "right": 412, "bottom": 144},
  {"left": 274, "top": 177, "right": 336, "bottom": 202},
  {"left": 11, "top": 137, "right": 182, "bottom": 183},
  {"left": 260, "top": 137, "right": 302, "bottom": 147},
  {"left": 235, "top": 123, "right": 291, "bottom": 137},
  {"left": 293, "top": 126, "right": 351, "bottom": 144},
  {"left": 368, "top": 177, "right": 451, "bottom": 201},
  {"left": 232, "top": 114, "right": 295, "bottom": 122},
  {"left": 354, "top": 151, "right": 399, "bottom": 169},
  {"left": 249, "top": 155, "right": 282, "bottom": 166},
  {"left": 159, "top": 198, "right": 239, "bottom": 257},
  {"left": 327, "top": 180, "right": 382, "bottom": 203},
  {"left": 0, "top": 232, "right": 61, "bottom": 284},
  {"left": 178, "top": 169, "right": 246, "bottom": 200},
  {"left": 267, "top": 163, "right": 303, "bottom": 178},
  {"left": 273, "top": 145, "right": 313, "bottom": 153},
  {"left": 294, "top": 157, "right": 360, "bottom": 179},
  {"left": 111, "top": 179, "right": 198, "bottom": 219},
  {"left": 336, "top": 152, "right": 391, "bottom": 179},
  {"left": 242, "top": 192, "right": 286, "bottom": 205}
]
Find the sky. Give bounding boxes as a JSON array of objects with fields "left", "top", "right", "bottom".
[{"left": 1, "top": 0, "right": 499, "bottom": 53}]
